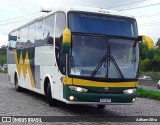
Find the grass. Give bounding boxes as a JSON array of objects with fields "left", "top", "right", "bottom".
[{"left": 137, "top": 88, "right": 160, "bottom": 101}]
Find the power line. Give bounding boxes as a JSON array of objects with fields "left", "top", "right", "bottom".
[
  {"left": 0, "top": 8, "right": 52, "bottom": 23},
  {"left": 0, "top": 12, "right": 44, "bottom": 27},
  {"left": 139, "top": 24, "right": 160, "bottom": 27},
  {"left": 107, "top": 0, "right": 149, "bottom": 9},
  {"left": 0, "top": 19, "right": 32, "bottom": 26},
  {"left": 138, "top": 22, "right": 160, "bottom": 27},
  {"left": 138, "top": 20, "right": 160, "bottom": 25},
  {"left": 106, "top": 0, "right": 160, "bottom": 19},
  {"left": 139, "top": 23, "right": 160, "bottom": 26},
  {"left": 136, "top": 12, "right": 160, "bottom": 18},
  {"left": 0, "top": 15, "right": 40, "bottom": 27},
  {"left": 119, "top": 2, "right": 160, "bottom": 11},
  {"left": 0, "top": 12, "right": 41, "bottom": 23}
]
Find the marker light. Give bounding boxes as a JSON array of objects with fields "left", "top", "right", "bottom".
[
  {"left": 69, "top": 86, "right": 88, "bottom": 92},
  {"left": 123, "top": 89, "right": 136, "bottom": 94},
  {"left": 132, "top": 98, "right": 136, "bottom": 102}
]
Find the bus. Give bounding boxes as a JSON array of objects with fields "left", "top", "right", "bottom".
[{"left": 8, "top": 6, "right": 154, "bottom": 109}]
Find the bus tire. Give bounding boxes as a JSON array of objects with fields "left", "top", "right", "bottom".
[
  {"left": 46, "top": 82, "right": 58, "bottom": 106},
  {"left": 14, "top": 73, "right": 22, "bottom": 92},
  {"left": 97, "top": 105, "right": 105, "bottom": 109}
]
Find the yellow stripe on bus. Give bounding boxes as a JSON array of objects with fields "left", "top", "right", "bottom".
[{"left": 62, "top": 77, "right": 138, "bottom": 88}]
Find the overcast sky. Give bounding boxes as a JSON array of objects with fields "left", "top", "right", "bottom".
[{"left": 0, "top": 0, "right": 160, "bottom": 46}]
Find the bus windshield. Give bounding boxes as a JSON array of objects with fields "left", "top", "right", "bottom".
[
  {"left": 69, "top": 12, "right": 138, "bottom": 38},
  {"left": 68, "top": 12, "right": 139, "bottom": 80},
  {"left": 69, "top": 35, "right": 139, "bottom": 79}
]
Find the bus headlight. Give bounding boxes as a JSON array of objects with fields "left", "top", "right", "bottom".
[
  {"left": 69, "top": 96, "right": 75, "bottom": 101},
  {"left": 123, "top": 89, "right": 136, "bottom": 94},
  {"left": 69, "top": 86, "right": 88, "bottom": 92}
]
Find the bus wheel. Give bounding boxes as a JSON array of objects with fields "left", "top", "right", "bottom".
[
  {"left": 97, "top": 105, "right": 105, "bottom": 109},
  {"left": 14, "top": 74, "right": 22, "bottom": 92},
  {"left": 46, "top": 82, "right": 58, "bottom": 106}
]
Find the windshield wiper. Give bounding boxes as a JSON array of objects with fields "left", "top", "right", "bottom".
[
  {"left": 91, "top": 44, "right": 110, "bottom": 77},
  {"left": 91, "top": 47, "right": 124, "bottom": 79},
  {"left": 106, "top": 45, "right": 124, "bottom": 79},
  {"left": 109, "top": 55, "right": 124, "bottom": 79},
  {"left": 91, "top": 54, "right": 107, "bottom": 77}
]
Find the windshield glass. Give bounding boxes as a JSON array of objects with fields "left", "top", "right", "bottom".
[
  {"left": 69, "top": 12, "right": 138, "bottom": 38},
  {"left": 69, "top": 35, "right": 139, "bottom": 79}
]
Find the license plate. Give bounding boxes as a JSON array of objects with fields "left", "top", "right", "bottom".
[{"left": 100, "top": 98, "right": 111, "bottom": 102}]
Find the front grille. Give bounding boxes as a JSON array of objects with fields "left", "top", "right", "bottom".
[{"left": 87, "top": 88, "right": 124, "bottom": 94}]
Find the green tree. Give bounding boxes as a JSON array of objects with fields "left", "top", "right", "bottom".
[
  {"left": 139, "top": 40, "right": 160, "bottom": 72},
  {"left": 153, "top": 48, "right": 160, "bottom": 71},
  {"left": 0, "top": 55, "right": 7, "bottom": 66},
  {"left": 140, "top": 59, "right": 152, "bottom": 72},
  {"left": 0, "top": 45, "right": 7, "bottom": 66},
  {"left": 156, "top": 38, "right": 160, "bottom": 47},
  {"left": 139, "top": 42, "right": 148, "bottom": 60}
]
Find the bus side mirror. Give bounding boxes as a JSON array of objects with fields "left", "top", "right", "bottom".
[
  {"left": 61, "top": 28, "right": 71, "bottom": 53},
  {"left": 138, "top": 35, "right": 155, "bottom": 59}
]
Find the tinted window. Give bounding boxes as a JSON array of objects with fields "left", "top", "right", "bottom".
[
  {"left": 43, "top": 14, "right": 55, "bottom": 44},
  {"left": 55, "top": 12, "right": 66, "bottom": 38},
  {"left": 35, "top": 20, "right": 45, "bottom": 46},
  {"left": 21, "top": 26, "right": 29, "bottom": 48},
  {"left": 69, "top": 12, "right": 138, "bottom": 38},
  {"left": 28, "top": 23, "right": 36, "bottom": 47},
  {"left": 16, "top": 29, "right": 22, "bottom": 49},
  {"left": 9, "top": 31, "right": 17, "bottom": 50},
  {"left": 69, "top": 35, "right": 139, "bottom": 79},
  {"left": 44, "top": 14, "right": 55, "bottom": 37}
]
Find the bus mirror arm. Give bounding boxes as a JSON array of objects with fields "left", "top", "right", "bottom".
[
  {"left": 138, "top": 35, "right": 154, "bottom": 49},
  {"left": 138, "top": 35, "right": 155, "bottom": 59}
]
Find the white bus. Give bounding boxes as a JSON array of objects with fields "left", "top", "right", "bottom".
[{"left": 8, "top": 6, "right": 153, "bottom": 109}]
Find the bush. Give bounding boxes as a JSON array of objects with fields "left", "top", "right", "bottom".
[
  {"left": 0, "top": 55, "right": 7, "bottom": 66},
  {"left": 140, "top": 59, "right": 152, "bottom": 71}
]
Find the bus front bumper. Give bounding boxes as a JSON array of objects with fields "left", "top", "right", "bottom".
[{"left": 63, "top": 85, "right": 137, "bottom": 104}]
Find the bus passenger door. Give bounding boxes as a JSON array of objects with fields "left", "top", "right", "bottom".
[{"left": 52, "top": 12, "right": 66, "bottom": 100}]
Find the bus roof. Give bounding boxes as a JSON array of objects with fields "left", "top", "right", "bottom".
[
  {"left": 60, "top": 6, "right": 134, "bottom": 18},
  {"left": 9, "top": 6, "right": 135, "bottom": 33}
]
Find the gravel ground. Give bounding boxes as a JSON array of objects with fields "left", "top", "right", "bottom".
[{"left": 0, "top": 73, "right": 160, "bottom": 125}]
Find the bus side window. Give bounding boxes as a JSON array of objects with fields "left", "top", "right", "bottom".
[
  {"left": 43, "top": 14, "right": 55, "bottom": 45},
  {"left": 21, "top": 26, "right": 29, "bottom": 48},
  {"left": 55, "top": 12, "right": 66, "bottom": 74},
  {"left": 35, "top": 20, "right": 45, "bottom": 46},
  {"left": 8, "top": 32, "right": 17, "bottom": 50},
  {"left": 28, "top": 23, "right": 36, "bottom": 47},
  {"left": 16, "top": 29, "right": 22, "bottom": 49}
]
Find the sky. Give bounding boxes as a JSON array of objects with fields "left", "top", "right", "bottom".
[{"left": 0, "top": 0, "right": 160, "bottom": 46}]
